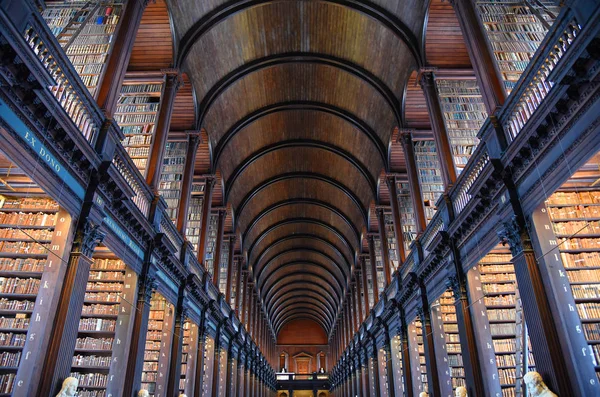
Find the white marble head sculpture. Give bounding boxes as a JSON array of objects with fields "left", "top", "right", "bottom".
[
  {"left": 455, "top": 386, "right": 467, "bottom": 397},
  {"left": 419, "top": 393, "right": 429, "bottom": 397},
  {"left": 56, "top": 377, "right": 78, "bottom": 397},
  {"left": 179, "top": 394, "right": 188, "bottom": 397},
  {"left": 138, "top": 390, "right": 150, "bottom": 397},
  {"left": 523, "top": 371, "right": 557, "bottom": 397}
]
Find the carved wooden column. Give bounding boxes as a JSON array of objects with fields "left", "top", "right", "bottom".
[
  {"left": 167, "top": 286, "right": 189, "bottom": 396},
  {"left": 398, "top": 305, "right": 414, "bottom": 397},
  {"left": 37, "top": 206, "right": 106, "bottom": 396},
  {"left": 419, "top": 70, "right": 457, "bottom": 188},
  {"left": 193, "top": 315, "right": 207, "bottom": 397},
  {"left": 177, "top": 131, "right": 201, "bottom": 233},
  {"left": 352, "top": 281, "right": 359, "bottom": 331},
  {"left": 416, "top": 293, "right": 441, "bottom": 397},
  {"left": 355, "top": 268, "right": 364, "bottom": 323},
  {"left": 360, "top": 256, "right": 370, "bottom": 313},
  {"left": 367, "top": 234, "right": 380, "bottom": 303},
  {"left": 211, "top": 324, "right": 224, "bottom": 397},
  {"left": 368, "top": 337, "right": 381, "bottom": 397},
  {"left": 147, "top": 69, "right": 183, "bottom": 191},
  {"left": 96, "top": 0, "right": 149, "bottom": 116},
  {"left": 398, "top": 130, "right": 427, "bottom": 233},
  {"left": 360, "top": 348, "right": 370, "bottom": 397},
  {"left": 376, "top": 207, "right": 392, "bottom": 286},
  {"left": 446, "top": 237, "right": 486, "bottom": 397},
  {"left": 447, "top": 0, "right": 506, "bottom": 114},
  {"left": 212, "top": 209, "right": 227, "bottom": 286},
  {"left": 237, "top": 350, "right": 245, "bottom": 397},
  {"left": 123, "top": 261, "right": 158, "bottom": 396},
  {"left": 386, "top": 175, "right": 407, "bottom": 263},
  {"left": 233, "top": 255, "right": 243, "bottom": 314},
  {"left": 497, "top": 218, "right": 573, "bottom": 395},
  {"left": 197, "top": 176, "right": 216, "bottom": 265}
]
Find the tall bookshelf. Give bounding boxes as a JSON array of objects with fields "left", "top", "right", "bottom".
[
  {"left": 115, "top": 78, "right": 164, "bottom": 176},
  {"left": 475, "top": 0, "right": 561, "bottom": 93},
  {"left": 42, "top": 1, "right": 124, "bottom": 97},
  {"left": 159, "top": 141, "right": 187, "bottom": 223},
  {"left": 71, "top": 256, "right": 136, "bottom": 396},
  {"left": 373, "top": 237, "right": 386, "bottom": 294},
  {"left": 218, "top": 237, "right": 230, "bottom": 294},
  {"left": 185, "top": 183, "right": 205, "bottom": 254},
  {"left": 204, "top": 213, "right": 219, "bottom": 276},
  {"left": 541, "top": 189, "right": 600, "bottom": 383},
  {"left": 201, "top": 334, "right": 215, "bottom": 396},
  {"left": 467, "top": 252, "right": 535, "bottom": 397},
  {"left": 390, "top": 334, "right": 405, "bottom": 397},
  {"left": 140, "top": 293, "right": 174, "bottom": 397},
  {"left": 383, "top": 211, "right": 399, "bottom": 273},
  {"left": 0, "top": 197, "right": 59, "bottom": 395},
  {"left": 414, "top": 140, "right": 444, "bottom": 224},
  {"left": 229, "top": 256, "right": 239, "bottom": 310},
  {"left": 377, "top": 346, "right": 390, "bottom": 397},
  {"left": 180, "top": 319, "right": 199, "bottom": 396},
  {"left": 396, "top": 181, "right": 417, "bottom": 255},
  {"left": 408, "top": 318, "right": 428, "bottom": 396},
  {"left": 432, "top": 290, "right": 466, "bottom": 396},
  {"left": 364, "top": 257, "right": 374, "bottom": 311},
  {"left": 435, "top": 79, "right": 486, "bottom": 173}
]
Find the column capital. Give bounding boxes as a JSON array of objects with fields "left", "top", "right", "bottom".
[
  {"left": 496, "top": 216, "right": 531, "bottom": 257},
  {"left": 75, "top": 220, "right": 106, "bottom": 258},
  {"left": 162, "top": 67, "right": 184, "bottom": 90},
  {"left": 418, "top": 67, "right": 438, "bottom": 87}
]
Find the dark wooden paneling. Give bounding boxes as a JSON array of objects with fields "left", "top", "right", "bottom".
[
  {"left": 128, "top": 0, "right": 173, "bottom": 71},
  {"left": 278, "top": 319, "right": 328, "bottom": 345},
  {"left": 404, "top": 71, "right": 431, "bottom": 129},
  {"left": 425, "top": 0, "right": 471, "bottom": 68}
]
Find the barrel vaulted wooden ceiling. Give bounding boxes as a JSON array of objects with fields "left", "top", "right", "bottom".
[{"left": 131, "top": 0, "right": 470, "bottom": 338}]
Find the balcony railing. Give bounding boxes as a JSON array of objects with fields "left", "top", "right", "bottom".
[{"left": 112, "top": 145, "right": 151, "bottom": 218}]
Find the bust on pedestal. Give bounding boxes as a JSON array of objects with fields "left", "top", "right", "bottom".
[
  {"left": 419, "top": 393, "right": 429, "bottom": 397},
  {"left": 524, "top": 371, "right": 558, "bottom": 397},
  {"left": 55, "top": 377, "right": 78, "bottom": 397},
  {"left": 455, "top": 386, "right": 467, "bottom": 397},
  {"left": 138, "top": 390, "right": 150, "bottom": 397}
]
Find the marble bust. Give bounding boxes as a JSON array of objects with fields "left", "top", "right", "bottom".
[
  {"left": 138, "top": 390, "right": 150, "bottom": 397},
  {"left": 455, "top": 386, "right": 467, "bottom": 397},
  {"left": 55, "top": 377, "right": 78, "bottom": 397},
  {"left": 524, "top": 371, "right": 558, "bottom": 397},
  {"left": 179, "top": 395, "right": 188, "bottom": 397},
  {"left": 419, "top": 393, "right": 429, "bottom": 397}
]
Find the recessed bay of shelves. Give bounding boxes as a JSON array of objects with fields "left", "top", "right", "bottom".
[
  {"left": 373, "top": 237, "right": 386, "bottom": 294},
  {"left": 475, "top": 0, "right": 561, "bottom": 93},
  {"left": 218, "top": 237, "right": 230, "bottom": 294},
  {"left": 408, "top": 318, "right": 428, "bottom": 396},
  {"left": 383, "top": 212, "right": 399, "bottom": 273},
  {"left": 42, "top": 1, "right": 124, "bottom": 97},
  {"left": 115, "top": 79, "right": 164, "bottom": 176},
  {"left": 396, "top": 181, "right": 417, "bottom": 255},
  {"left": 180, "top": 319, "right": 198, "bottom": 395},
  {"left": 159, "top": 141, "right": 187, "bottom": 224},
  {"left": 185, "top": 183, "right": 205, "bottom": 255},
  {"left": 414, "top": 140, "right": 444, "bottom": 224},
  {"left": 435, "top": 79, "right": 486, "bottom": 173},
  {"left": 204, "top": 213, "right": 219, "bottom": 276},
  {"left": 0, "top": 196, "right": 58, "bottom": 395}
]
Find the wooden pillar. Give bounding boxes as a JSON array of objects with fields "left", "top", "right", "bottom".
[
  {"left": 356, "top": 269, "right": 364, "bottom": 323},
  {"left": 447, "top": 0, "right": 507, "bottom": 114},
  {"left": 376, "top": 207, "right": 392, "bottom": 286},
  {"left": 352, "top": 282, "right": 359, "bottom": 331},
  {"left": 123, "top": 265, "right": 157, "bottom": 396},
  {"left": 367, "top": 235, "right": 380, "bottom": 303},
  {"left": 360, "top": 351, "right": 370, "bottom": 397},
  {"left": 419, "top": 70, "right": 457, "bottom": 188},
  {"left": 497, "top": 218, "right": 574, "bottom": 395},
  {"left": 176, "top": 131, "right": 201, "bottom": 233},
  {"left": 386, "top": 175, "right": 407, "bottom": 263},
  {"left": 225, "top": 237, "right": 237, "bottom": 303},
  {"left": 368, "top": 338, "right": 381, "bottom": 397},
  {"left": 234, "top": 257, "right": 244, "bottom": 316},
  {"left": 398, "top": 306, "right": 414, "bottom": 397},
  {"left": 212, "top": 209, "right": 227, "bottom": 286},
  {"left": 360, "top": 256, "right": 370, "bottom": 314},
  {"left": 398, "top": 131, "right": 427, "bottom": 233},
  {"left": 211, "top": 326, "right": 223, "bottom": 396},
  {"left": 193, "top": 320, "right": 207, "bottom": 397},
  {"left": 96, "top": 0, "right": 149, "bottom": 116},
  {"left": 146, "top": 69, "right": 182, "bottom": 191},
  {"left": 37, "top": 206, "right": 105, "bottom": 396},
  {"left": 167, "top": 289, "right": 188, "bottom": 396},
  {"left": 237, "top": 353, "right": 245, "bottom": 397},
  {"left": 197, "top": 176, "right": 216, "bottom": 264},
  {"left": 417, "top": 285, "right": 441, "bottom": 397}
]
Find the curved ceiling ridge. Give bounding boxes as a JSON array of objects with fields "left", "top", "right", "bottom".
[
  {"left": 258, "top": 261, "right": 345, "bottom": 294},
  {"left": 175, "top": 0, "right": 423, "bottom": 68},
  {"left": 268, "top": 287, "right": 338, "bottom": 318}
]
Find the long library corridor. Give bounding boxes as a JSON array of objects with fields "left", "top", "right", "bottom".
[{"left": 0, "top": 0, "right": 598, "bottom": 396}]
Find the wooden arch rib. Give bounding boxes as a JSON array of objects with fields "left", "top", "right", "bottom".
[
  {"left": 197, "top": 53, "right": 402, "bottom": 131},
  {"left": 269, "top": 288, "right": 337, "bottom": 323},
  {"left": 224, "top": 140, "right": 378, "bottom": 201},
  {"left": 271, "top": 297, "right": 335, "bottom": 326},
  {"left": 248, "top": 220, "right": 355, "bottom": 265},
  {"left": 258, "top": 261, "right": 345, "bottom": 298},
  {"left": 261, "top": 267, "right": 343, "bottom": 305},
  {"left": 265, "top": 275, "right": 341, "bottom": 314},
  {"left": 176, "top": 0, "right": 422, "bottom": 68},
  {"left": 212, "top": 101, "right": 386, "bottom": 171},
  {"left": 254, "top": 242, "right": 351, "bottom": 283},
  {"left": 265, "top": 276, "right": 340, "bottom": 313},
  {"left": 270, "top": 295, "right": 336, "bottom": 328},
  {"left": 275, "top": 310, "right": 332, "bottom": 334},
  {"left": 235, "top": 172, "right": 368, "bottom": 225},
  {"left": 243, "top": 198, "right": 361, "bottom": 246}
]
